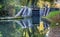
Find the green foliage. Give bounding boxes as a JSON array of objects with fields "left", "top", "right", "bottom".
[
  {"left": 45, "top": 11, "right": 60, "bottom": 28},
  {"left": 44, "top": 0, "right": 54, "bottom": 2},
  {"left": 50, "top": 22, "right": 60, "bottom": 28},
  {"left": 0, "top": 5, "right": 2, "bottom": 9},
  {"left": 46, "top": 11, "right": 60, "bottom": 19},
  {"left": 50, "top": 22, "right": 57, "bottom": 28},
  {"left": 44, "top": 0, "right": 54, "bottom": 7},
  {"left": 0, "top": 31, "right": 2, "bottom": 37},
  {"left": 20, "top": 0, "right": 27, "bottom": 6}
]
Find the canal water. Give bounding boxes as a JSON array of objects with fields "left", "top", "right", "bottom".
[
  {"left": 0, "top": 6, "right": 53, "bottom": 37},
  {"left": 0, "top": 17, "right": 43, "bottom": 37},
  {"left": 0, "top": 7, "right": 50, "bottom": 37}
]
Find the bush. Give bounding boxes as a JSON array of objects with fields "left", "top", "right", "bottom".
[{"left": 45, "top": 11, "right": 60, "bottom": 28}]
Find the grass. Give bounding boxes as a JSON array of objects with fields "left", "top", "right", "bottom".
[
  {"left": 46, "top": 11, "right": 60, "bottom": 19},
  {"left": 44, "top": 10, "right": 60, "bottom": 28}
]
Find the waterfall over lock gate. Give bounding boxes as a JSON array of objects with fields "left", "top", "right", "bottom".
[{"left": 15, "top": 7, "right": 32, "bottom": 17}]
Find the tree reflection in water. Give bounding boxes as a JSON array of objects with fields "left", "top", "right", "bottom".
[
  {"left": 0, "top": 21, "right": 15, "bottom": 37},
  {"left": 0, "top": 18, "right": 33, "bottom": 37}
]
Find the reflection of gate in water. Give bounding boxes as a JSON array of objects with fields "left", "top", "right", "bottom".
[{"left": 15, "top": 18, "right": 32, "bottom": 28}]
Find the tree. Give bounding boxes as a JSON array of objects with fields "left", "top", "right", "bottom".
[
  {"left": 31, "top": 0, "right": 38, "bottom": 7},
  {"left": 44, "top": 0, "right": 54, "bottom": 7}
]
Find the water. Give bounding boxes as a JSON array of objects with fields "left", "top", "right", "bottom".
[
  {"left": 15, "top": 6, "right": 32, "bottom": 17},
  {"left": 0, "top": 7, "right": 51, "bottom": 37},
  {"left": 0, "top": 17, "right": 42, "bottom": 37}
]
